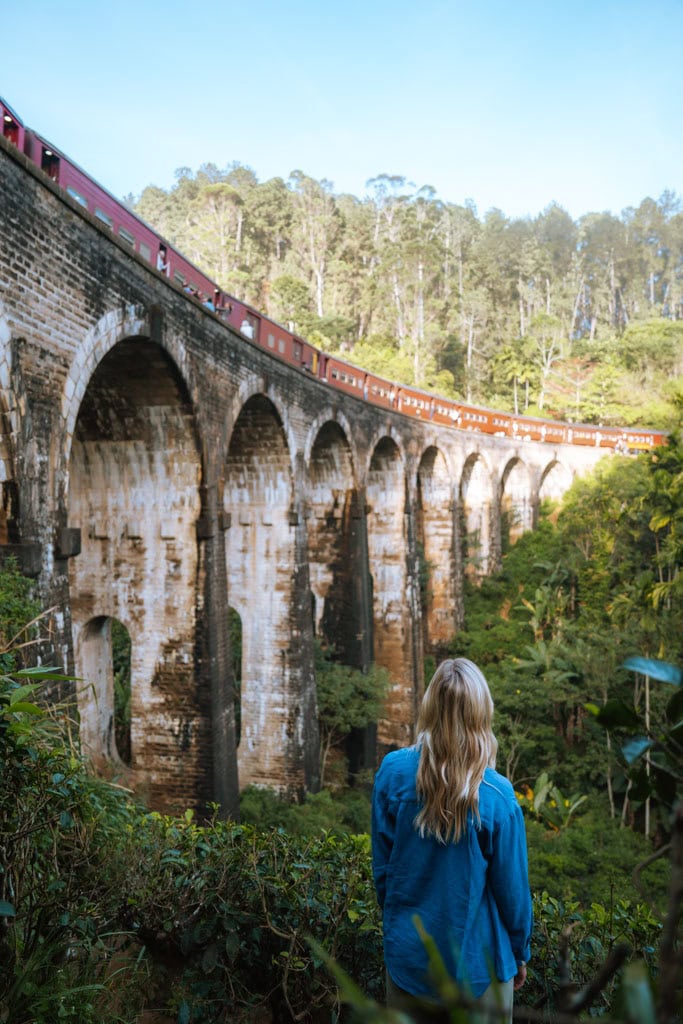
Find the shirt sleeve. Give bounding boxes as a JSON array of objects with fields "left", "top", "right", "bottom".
[
  {"left": 371, "top": 762, "right": 396, "bottom": 910},
  {"left": 487, "top": 801, "right": 533, "bottom": 964}
]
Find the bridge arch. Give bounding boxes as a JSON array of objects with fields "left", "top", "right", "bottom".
[
  {"left": 303, "top": 408, "right": 357, "bottom": 472},
  {"left": 60, "top": 306, "right": 193, "bottom": 487},
  {"left": 363, "top": 424, "right": 409, "bottom": 482},
  {"left": 538, "top": 458, "right": 573, "bottom": 506},
  {"left": 416, "top": 445, "right": 456, "bottom": 648},
  {"left": 366, "top": 436, "right": 417, "bottom": 747},
  {"left": 67, "top": 335, "right": 205, "bottom": 812},
  {"left": 221, "top": 374, "right": 300, "bottom": 478},
  {"left": 501, "top": 456, "right": 534, "bottom": 548},
  {"left": 224, "top": 393, "right": 316, "bottom": 794},
  {"left": 306, "top": 420, "right": 359, "bottom": 654},
  {"left": 460, "top": 452, "right": 495, "bottom": 579}
]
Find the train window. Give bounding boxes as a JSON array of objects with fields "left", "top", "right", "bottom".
[
  {"left": 95, "top": 208, "right": 113, "bottom": 228},
  {"left": 293, "top": 341, "right": 302, "bottom": 360},
  {"left": 119, "top": 226, "right": 135, "bottom": 247},
  {"left": 278, "top": 339, "right": 285, "bottom": 353},
  {"left": 66, "top": 185, "right": 87, "bottom": 208},
  {"left": 139, "top": 242, "right": 152, "bottom": 262},
  {"left": 267, "top": 333, "right": 275, "bottom": 349},
  {"left": 173, "top": 271, "right": 185, "bottom": 286}
]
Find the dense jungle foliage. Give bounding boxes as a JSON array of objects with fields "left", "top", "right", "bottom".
[
  {"left": 1, "top": 429, "right": 681, "bottom": 1021},
  {"left": 132, "top": 173, "right": 683, "bottom": 429}
]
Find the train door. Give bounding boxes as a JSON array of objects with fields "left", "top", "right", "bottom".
[
  {"left": 39, "top": 142, "right": 61, "bottom": 182},
  {"left": 1, "top": 100, "right": 23, "bottom": 149},
  {"left": 239, "top": 312, "right": 260, "bottom": 342}
]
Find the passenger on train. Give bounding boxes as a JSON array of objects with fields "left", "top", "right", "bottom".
[
  {"left": 241, "top": 318, "right": 254, "bottom": 339},
  {"left": 156, "top": 244, "right": 170, "bottom": 276}
]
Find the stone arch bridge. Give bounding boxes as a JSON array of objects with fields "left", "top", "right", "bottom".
[{"left": 0, "top": 140, "right": 609, "bottom": 816}]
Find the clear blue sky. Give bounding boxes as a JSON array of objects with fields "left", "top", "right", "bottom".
[{"left": 3, "top": 0, "right": 682, "bottom": 219}]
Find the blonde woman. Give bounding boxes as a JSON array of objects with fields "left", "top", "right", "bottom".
[{"left": 372, "top": 658, "right": 532, "bottom": 1023}]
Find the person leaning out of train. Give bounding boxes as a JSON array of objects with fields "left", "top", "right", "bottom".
[{"left": 156, "top": 244, "right": 170, "bottom": 276}]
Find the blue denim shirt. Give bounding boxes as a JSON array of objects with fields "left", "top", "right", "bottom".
[{"left": 372, "top": 746, "right": 533, "bottom": 998}]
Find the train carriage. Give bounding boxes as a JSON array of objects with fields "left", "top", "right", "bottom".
[
  {"left": 323, "top": 356, "right": 366, "bottom": 398},
  {"left": 24, "top": 129, "right": 162, "bottom": 269},
  {"left": 364, "top": 372, "right": 397, "bottom": 410},
  {"left": 396, "top": 387, "right": 432, "bottom": 419}
]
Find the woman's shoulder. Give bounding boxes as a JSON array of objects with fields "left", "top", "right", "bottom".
[
  {"left": 378, "top": 744, "right": 420, "bottom": 774},
  {"left": 479, "top": 767, "right": 518, "bottom": 812},
  {"left": 375, "top": 745, "right": 420, "bottom": 793}
]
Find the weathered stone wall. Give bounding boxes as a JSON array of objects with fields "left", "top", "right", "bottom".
[{"left": 0, "top": 137, "right": 612, "bottom": 813}]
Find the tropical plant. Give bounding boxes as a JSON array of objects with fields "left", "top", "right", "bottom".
[{"left": 516, "top": 771, "right": 587, "bottom": 832}]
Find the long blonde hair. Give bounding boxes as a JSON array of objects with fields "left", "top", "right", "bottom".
[{"left": 415, "top": 658, "right": 497, "bottom": 844}]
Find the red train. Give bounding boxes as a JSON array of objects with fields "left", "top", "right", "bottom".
[{"left": 1, "top": 96, "right": 667, "bottom": 455}]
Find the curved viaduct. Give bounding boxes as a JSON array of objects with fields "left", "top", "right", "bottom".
[{"left": 0, "top": 139, "right": 609, "bottom": 816}]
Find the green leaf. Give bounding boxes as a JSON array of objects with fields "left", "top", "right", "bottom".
[
  {"left": 6, "top": 701, "right": 42, "bottom": 715},
  {"left": 201, "top": 942, "right": 219, "bottom": 975},
  {"left": 14, "top": 666, "right": 75, "bottom": 681},
  {"left": 648, "top": 511, "right": 671, "bottom": 531},
  {"left": 622, "top": 657, "right": 681, "bottom": 686},
  {"left": 8, "top": 684, "right": 40, "bottom": 704},
  {"left": 614, "top": 960, "right": 656, "bottom": 1024},
  {"left": 622, "top": 736, "right": 652, "bottom": 765},
  {"left": 590, "top": 699, "right": 641, "bottom": 730}
]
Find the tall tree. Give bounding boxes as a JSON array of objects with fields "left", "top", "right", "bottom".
[
  {"left": 185, "top": 182, "right": 244, "bottom": 287},
  {"left": 288, "top": 171, "right": 340, "bottom": 317}
]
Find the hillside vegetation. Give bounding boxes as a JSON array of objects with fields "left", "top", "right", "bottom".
[{"left": 132, "top": 174, "right": 683, "bottom": 428}]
